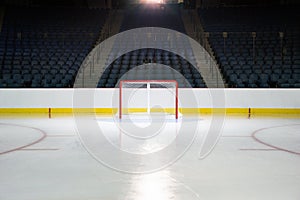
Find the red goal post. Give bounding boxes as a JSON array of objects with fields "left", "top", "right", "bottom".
[{"left": 119, "top": 80, "right": 179, "bottom": 119}]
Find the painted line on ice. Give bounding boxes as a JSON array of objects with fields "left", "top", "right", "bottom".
[
  {"left": 19, "top": 148, "right": 59, "bottom": 151},
  {"left": 47, "top": 135, "right": 76, "bottom": 137},
  {"left": 239, "top": 148, "right": 278, "bottom": 151},
  {"left": 221, "top": 135, "right": 251, "bottom": 138},
  {"left": 0, "top": 123, "right": 47, "bottom": 155},
  {"left": 251, "top": 124, "right": 300, "bottom": 156}
]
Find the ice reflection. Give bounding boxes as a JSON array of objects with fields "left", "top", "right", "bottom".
[
  {"left": 97, "top": 117, "right": 181, "bottom": 155},
  {"left": 125, "top": 170, "right": 175, "bottom": 200}
]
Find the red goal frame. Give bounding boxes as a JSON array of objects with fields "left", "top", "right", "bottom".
[{"left": 119, "top": 80, "right": 178, "bottom": 119}]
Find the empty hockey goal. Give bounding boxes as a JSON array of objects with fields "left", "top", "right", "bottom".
[{"left": 119, "top": 80, "right": 179, "bottom": 119}]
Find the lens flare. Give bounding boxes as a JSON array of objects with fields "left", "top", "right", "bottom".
[{"left": 141, "top": 0, "right": 164, "bottom": 4}]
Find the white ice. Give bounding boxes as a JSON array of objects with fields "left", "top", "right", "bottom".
[{"left": 0, "top": 115, "right": 299, "bottom": 200}]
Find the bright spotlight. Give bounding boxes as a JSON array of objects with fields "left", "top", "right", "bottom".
[{"left": 141, "top": 0, "right": 164, "bottom": 4}]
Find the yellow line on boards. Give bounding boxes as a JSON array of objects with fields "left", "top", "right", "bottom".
[{"left": 0, "top": 108, "right": 299, "bottom": 116}]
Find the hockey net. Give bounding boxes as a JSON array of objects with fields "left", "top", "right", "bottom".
[{"left": 118, "top": 80, "right": 179, "bottom": 119}]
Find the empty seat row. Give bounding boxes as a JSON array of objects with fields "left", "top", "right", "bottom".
[{"left": 198, "top": 6, "right": 300, "bottom": 88}]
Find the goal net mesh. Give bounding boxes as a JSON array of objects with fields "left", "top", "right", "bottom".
[{"left": 119, "top": 80, "right": 179, "bottom": 119}]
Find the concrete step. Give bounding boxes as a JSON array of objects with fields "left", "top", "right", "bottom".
[{"left": 180, "top": 9, "right": 225, "bottom": 88}]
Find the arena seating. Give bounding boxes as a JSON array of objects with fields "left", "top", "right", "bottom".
[
  {"left": 98, "top": 48, "right": 206, "bottom": 88},
  {"left": 0, "top": 7, "right": 108, "bottom": 88},
  {"left": 98, "top": 4, "right": 206, "bottom": 88},
  {"left": 198, "top": 6, "right": 300, "bottom": 88},
  {"left": 1, "top": 4, "right": 298, "bottom": 88}
]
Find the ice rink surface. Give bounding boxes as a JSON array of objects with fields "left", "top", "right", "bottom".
[{"left": 0, "top": 114, "right": 300, "bottom": 200}]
